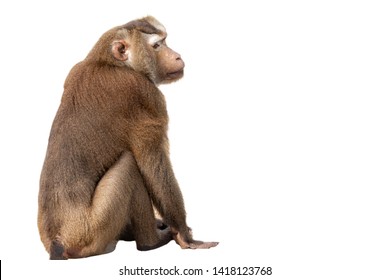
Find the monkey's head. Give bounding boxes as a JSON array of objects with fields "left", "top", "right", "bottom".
[{"left": 89, "top": 16, "right": 184, "bottom": 85}]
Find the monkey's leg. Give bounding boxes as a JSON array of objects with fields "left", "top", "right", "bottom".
[
  {"left": 126, "top": 171, "right": 172, "bottom": 251},
  {"left": 55, "top": 151, "right": 170, "bottom": 259},
  {"left": 113, "top": 153, "right": 172, "bottom": 250}
]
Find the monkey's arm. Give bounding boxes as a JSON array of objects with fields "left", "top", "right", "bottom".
[
  {"left": 131, "top": 140, "right": 217, "bottom": 249},
  {"left": 134, "top": 146, "right": 189, "bottom": 232}
]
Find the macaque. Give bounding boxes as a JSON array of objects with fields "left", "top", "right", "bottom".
[{"left": 38, "top": 16, "right": 218, "bottom": 259}]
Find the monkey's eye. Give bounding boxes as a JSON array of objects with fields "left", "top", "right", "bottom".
[{"left": 152, "top": 42, "right": 161, "bottom": 49}]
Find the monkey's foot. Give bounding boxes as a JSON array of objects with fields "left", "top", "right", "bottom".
[
  {"left": 156, "top": 219, "right": 168, "bottom": 230},
  {"left": 136, "top": 226, "right": 173, "bottom": 251}
]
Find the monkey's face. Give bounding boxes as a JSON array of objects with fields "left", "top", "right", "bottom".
[
  {"left": 110, "top": 18, "right": 185, "bottom": 86},
  {"left": 148, "top": 35, "right": 185, "bottom": 85}
]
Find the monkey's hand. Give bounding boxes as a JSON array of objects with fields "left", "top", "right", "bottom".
[{"left": 172, "top": 227, "right": 218, "bottom": 249}]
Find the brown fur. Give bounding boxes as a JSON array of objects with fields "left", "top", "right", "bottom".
[{"left": 38, "top": 16, "right": 217, "bottom": 259}]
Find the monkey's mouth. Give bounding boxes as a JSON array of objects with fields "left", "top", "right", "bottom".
[{"left": 167, "top": 70, "right": 184, "bottom": 80}]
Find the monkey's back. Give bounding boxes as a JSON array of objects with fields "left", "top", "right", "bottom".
[{"left": 38, "top": 61, "right": 164, "bottom": 240}]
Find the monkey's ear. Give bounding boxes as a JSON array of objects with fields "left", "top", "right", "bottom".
[{"left": 111, "top": 40, "right": 130, "bottom": 61}]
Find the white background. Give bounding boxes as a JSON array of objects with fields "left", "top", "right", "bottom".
[{"left": 0, "top": 0, "right": 389, "bottom": 279}]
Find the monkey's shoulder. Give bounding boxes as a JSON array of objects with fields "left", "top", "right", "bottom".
[
  {"left": 65, "top": 61, "right": 159, "bottom": 97},
  {"left": 59, "top": 64, "right": 166, "bottom": 126}
]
